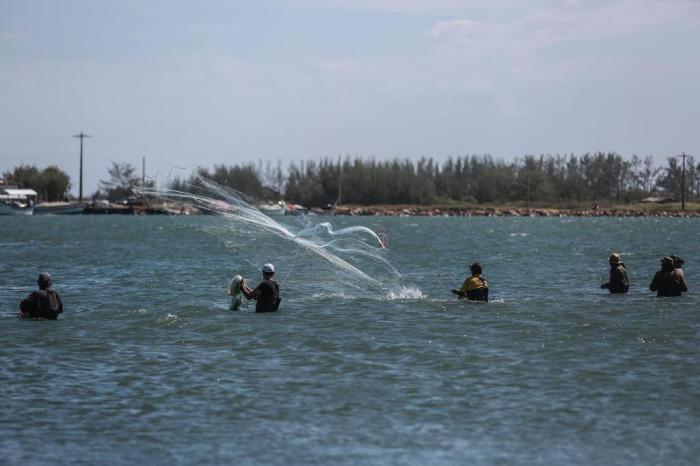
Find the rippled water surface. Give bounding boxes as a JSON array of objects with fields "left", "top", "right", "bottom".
[{"left": 1, "top": 215, "right": 699, "bottom": 465}]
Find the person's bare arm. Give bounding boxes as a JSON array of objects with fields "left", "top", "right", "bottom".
[
  {"left": 674, "top": 270, "right": 689, "bottom": 292},
  {"left": 649, "top": 272, "right": 659, "bottom": 291},
  {"left": 240, "top": 280, "right": 260, "bottom": 300}
]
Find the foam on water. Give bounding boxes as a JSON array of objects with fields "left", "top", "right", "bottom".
[{"left": 385, "top": 286, "right": 425, "bottom": 300}]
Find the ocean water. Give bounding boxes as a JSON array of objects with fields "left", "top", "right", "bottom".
[{"left": 1, "top": 215, "right": 698, "bottom": 465}]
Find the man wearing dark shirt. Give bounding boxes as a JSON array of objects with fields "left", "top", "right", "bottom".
[
  {"left": 241, "top": 263, "right": 281, "bottom": 313},
  {"left": 19, "top": 273, "right": 63, "bottom": 320},
  {"left": 601, "top": 252, "right": 629, "bottom": 293}
]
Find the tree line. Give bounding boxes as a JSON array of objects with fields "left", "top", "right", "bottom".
[
  {"left": 3, "top": 153, "right": 698, "bottom": 205},
  {"left": 1, "top": 165, "right": 71, "bottom": 202},
  {"left": 175, "top": 153, "right": 699, "bottom": 207}
]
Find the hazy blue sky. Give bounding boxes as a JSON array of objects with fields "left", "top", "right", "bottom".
[{"left": 2, "top": 0, "right": 699, "bottom": 195}]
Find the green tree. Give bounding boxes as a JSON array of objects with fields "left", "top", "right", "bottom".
[
  {"left": 2, "top": 164, "right": 71, "bottom": 201},
  {"left": 99, "top": 162, "right": 141, "bottom": 202},
  {"left": 40, "top": 166, "right": 72, "bottom": 201}
]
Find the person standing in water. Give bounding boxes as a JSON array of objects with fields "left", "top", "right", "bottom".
[
  {"left": 241, "top": 263, "right": 281, "bottom": 312},
  {"left": 649, "top": 256, "right": 688, "bottom": 297},
  {"left": 671, "top": 255, "right": 686, "bottom": 283},
  {"left": 600, "top": 252, "right": 629, "bottom": 293},
  {"left": 452, "top": 262, "right": 489, "bottom": 302},
  {"left": 19, "top": 273, "right": 63, "bottom": 320},
  {"left": 227, "top": 274, "right": 244, "bottom": 310}
]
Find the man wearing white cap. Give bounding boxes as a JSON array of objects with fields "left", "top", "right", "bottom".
[{"left": 241, "top": 263, "right": 281, "bottom": 312}]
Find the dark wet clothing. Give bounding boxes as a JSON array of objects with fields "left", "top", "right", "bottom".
[
  {"left": 602, "top": 263, "right": 629, "bottom": 294},
  {"left": 254, "top": 279, "right": 280, "bottom": 313},
  {"left": 466, "top": 287, "right": 489, "bottom": 302},
  {"left": 649, "top": 270, "right": 688, "bottom": 297},
  {"left": 20, "top": 289, "right": 63, "bottom": 320}
]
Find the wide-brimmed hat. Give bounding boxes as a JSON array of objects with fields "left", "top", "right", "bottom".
[{"left": 608, "top": 253, "right": 621, "bottom": 264}]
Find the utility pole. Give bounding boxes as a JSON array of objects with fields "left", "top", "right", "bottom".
[
  {"left": 526, "top": 164, "right": 530, "bottom": 210},
  {"left": 73, "top": 132, "right": 90, "bottom": 203},
  {"left": 142, "top": 157, "right": 146, "bottom": 186},
  {"left": 337, "top": 155, "right": 342, "bottom": 205},
  {"left": 680, "top": 153, "right": 687, "bottom": 211}
]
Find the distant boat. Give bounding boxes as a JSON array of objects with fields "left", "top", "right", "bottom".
[
  {"left": 33, "top": 202, "right": 85, "bottom": 215},
  {"left": 0, "top": 188, "right": 37, "bottom": 216},
  {"left": 0, "top": 198, "right": 34, "bottom": 215},
  {"left": 258, "top": 202, "right": 285, "bottom": 215}
]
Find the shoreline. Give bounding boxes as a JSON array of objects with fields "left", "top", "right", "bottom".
[
  {"left": 334, "top": 205, "right": 700, "bottom": 217},
  {"left": 24, "top": 202, "right": 699, "bottom": 217}
]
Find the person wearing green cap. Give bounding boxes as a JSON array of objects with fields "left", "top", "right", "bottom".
[
  {"left": 18, "top": 273, "right": 63, "bottom": 320},
  {"left": 601, "top": 252, "right": 629, "bottom": 293},
  {"left": 650, "top": 256, "right": 688, "bottom": 297}
]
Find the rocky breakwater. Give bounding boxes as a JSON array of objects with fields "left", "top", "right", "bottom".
[{"left": 335, "top": 206, "right": 700, "bottom": 218}]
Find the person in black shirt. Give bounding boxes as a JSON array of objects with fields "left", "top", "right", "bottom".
[
  {"left": 19, "top": 272, "right": 63, "bottom": 320},
  {"left": 241, "top": 263, "right": 281, "bottom": 313},
  {"left": 600, "top": 252, "right": 629, "bottom": 293},
  {"left": 650, "top": 256, "right": 688, "bottom": 297}
]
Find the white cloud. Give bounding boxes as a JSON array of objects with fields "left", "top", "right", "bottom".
[
  {"left": 284, "top": 0, "right": 541, "bottom": 15},
  {"left": 426, "top": 0, "right": 700, "bottom": 85}
]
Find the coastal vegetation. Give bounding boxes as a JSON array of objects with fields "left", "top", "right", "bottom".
[
  {"left": 1, "top": 165, "right": 71, "bottom": 202},
  {"left": 171, "top": 152, "right": 699, "bottom": 208},
  {"left": 96, "top": 162, "right": 153, "bottom": 202},
  {"left": 3, "top": 153, "right": 698, "bottom": 209}
]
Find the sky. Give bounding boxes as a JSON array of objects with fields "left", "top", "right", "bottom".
[{"left": 1, "top": 0, "right": 699, "bottom": 195}]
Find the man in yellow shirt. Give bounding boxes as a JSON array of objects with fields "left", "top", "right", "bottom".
[{"left": 451, "top": 262, "right": 489, "bottom": 302}]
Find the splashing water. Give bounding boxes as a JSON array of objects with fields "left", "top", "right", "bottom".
[{"left": 137, "top": 175, "right": 409, "bottom": 296}]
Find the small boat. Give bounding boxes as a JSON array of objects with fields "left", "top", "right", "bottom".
[
  {"left": 258, "top": 202, "right": 285, "bottom": 215},
  {"left": 0, "top": 188, "right": 37, "bottom": 215},
  {"left": 33, "top": 202, "right": 85, "bottom": 215},
  {"left": 0, "top": 197, "right": 34, "bottom": 215}
]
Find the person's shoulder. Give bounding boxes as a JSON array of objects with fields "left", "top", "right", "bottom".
[{"left": 257, "top": 280, "right": 273, "bottom": 290}]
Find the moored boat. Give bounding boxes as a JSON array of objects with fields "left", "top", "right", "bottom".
[
  {"left": 0, "top": 188, "right": 37, "bottom": 215},
  {"left": 258, "top": 202, "right": 285, "bottom": 215},
  {"left": 33, "top": 202, "right": 85, "bottom": 215},
  {"left": 0, "top": 197, "right": 34, "bottom": 215}
]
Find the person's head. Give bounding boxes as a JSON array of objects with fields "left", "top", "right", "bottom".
[
  {"left": 608, "top": 252, "right": 621, "bottom": 265},
  {"left": 469, "top": 262, "right": 482, "bottom": 275},
  {"left": 660, "top": 256, "right": 675, "bottom": 272},
  {"left": 671, "top": 255, "right": 684, "bottom": 268},
  {"left": 37, "top": 272, "right": 53, "bottom": 290},
  {"left": 262, "top": 263, "right": 275, "bottom": 279}
]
